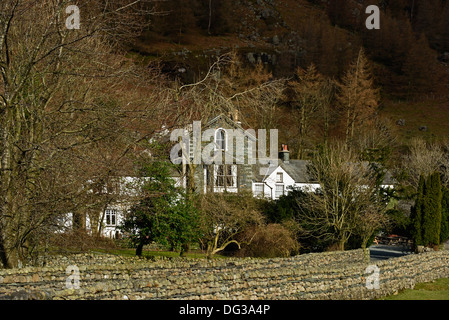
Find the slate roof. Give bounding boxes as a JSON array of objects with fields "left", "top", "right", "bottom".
[
  {"left": 280, "top": 160, "right": 316, "bottom": 183},
  {"left": 253, "top": 159, "right": 315, "bottom": 183},
  {"left": 254, "top": 159, "right": 395, "bottom": 186},
  {"left": 205, "top": 114, "right": 257, "bottom": 141}
]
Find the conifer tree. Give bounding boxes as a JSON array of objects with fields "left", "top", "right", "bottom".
[
  {"left": 410, "top": 175, "right": 425, "bottom": 246},
  {"left": 336, "top": 48, "right": 379, "bottom": 145},
  {"left": 286, "top": 64, "right": 328, "bottom": 159},
  {"left": 421, "top": 172, "right": 442, "bottom": 247},
  {"left": 440, "top": 186, "right": 449, "bottom": 243}
]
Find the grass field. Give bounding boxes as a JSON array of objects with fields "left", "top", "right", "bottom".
[
  {"left": 380, "top": 98, "right": 449, "bottom": 144},
  {"left": 382, "top": 278, "right": 449, "bottom": 300}
]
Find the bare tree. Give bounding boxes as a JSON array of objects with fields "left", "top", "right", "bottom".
[
  {"left": 354, "top": 206, "right": 388, "bottom": 261},
  {"left": 298, "top": 142, "right": 386, "bottom": 251},
  {"left": 285, "top": 64, "right": 334, "bottom": 159},
  {"left": 196, "top": 191, "right": 264, "bottom": 258},
  {"left": 400, "top": 138, "right": 449, "bottom": 189},
  {"left": 170, "top": 51, "right": 286, "bottom": 194},
  {"left": 0, "top": 0, "right": 164, "bottom": 268}
]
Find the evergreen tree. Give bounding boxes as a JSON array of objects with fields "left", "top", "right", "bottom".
[
  {"left": 119, "top": 161, "right": 200, "bottom": 256},
  {"left": 410, "top": 175, "right": 425, "bottom": 246},
  {"left": 286, "top": 64, "right": 328, "bottom": 159},
  {"left": 440, "top": 186, "right": 449, "bottom": 243},
  {"left": 421, "top": 172, "right": 442, "bottom": 247}
]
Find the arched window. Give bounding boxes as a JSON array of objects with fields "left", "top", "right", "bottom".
[{"left": 215, "top": 128, "right": 226, "bottom": 151}]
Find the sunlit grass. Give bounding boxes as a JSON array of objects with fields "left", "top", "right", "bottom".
[
  {"left": 382, "top": 278, "right": 449, "bottom": 300},
  {"left": 380, "top": 98, "right": 449, "bottom": 144}
]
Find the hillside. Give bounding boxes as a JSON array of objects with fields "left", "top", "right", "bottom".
[{"left": 127, "top": 0, "right": 449, "bottom": 147}]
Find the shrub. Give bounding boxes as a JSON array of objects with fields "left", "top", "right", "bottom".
[
  {"left": 440, "top": 186, "right": 449, "bottom": 242},
  {"left": 48, "top": 231, "right": 117, "bottom": 254},
  {"left": 421, "top": 172, "right": 442, "bottom": 247},
  {"left": 234, "top": 223, "right": 300, "bottom": 258}
]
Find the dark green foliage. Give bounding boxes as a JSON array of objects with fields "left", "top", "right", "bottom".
[
  {"left": 440, "top": 186, "right": 449, "bottom": 243},
  {"left": 410, "top": 175, "right": 425, "bottom": 246},
  {"left": 410, "top": 173, "right": 442, "bottom": 248},
  {"left": 263, "top": 188, "right": 307, "bottom": 224},
  {"left": 346, "top": 233, "right": 376, "bottom": 251},
  {"left": 421, "top": 172, "right": 442, "bottom": 247},
  {"left": 262, "top": 187, "right": 333, "bottom": 252},
  {"left": 119, "top": 161, "right": 200, "bottom": 256},
  {"left": 385, "top": 208, "right": 411, "bottom": 237}
]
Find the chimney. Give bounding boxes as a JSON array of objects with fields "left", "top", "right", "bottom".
[{"left": 279, "top": 144, "right": 290, "bottom": 163}]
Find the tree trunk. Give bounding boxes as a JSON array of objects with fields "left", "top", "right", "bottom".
[
  {"left": 361, "top": 239, "right": 370, "bottom": 263},
  {"left": 180, "top": 243, "right": 189, "bottom": 257},
  {"left": 345, "top": 108, "right": 351, "bottom": 145},
  {"left": 350, "top": 111, "right": 356, "bottom": 141},
  {"left": 208, "top": 0, "right": 212, "bottom": 35},
  {"left": 323, "top": 105, "right": 329, "bottom": 146},
  {"left": 0, "top": 237, "right": 20, "bottom": 268},
  {"left": 136, "top": 242, "right": 144, "bottom": 257},
  {"left": 336, "top": 234, "right": 347, "bottom": 251},
  {"left": 297, "top": 105, "right": 306, "bottom": 159}
]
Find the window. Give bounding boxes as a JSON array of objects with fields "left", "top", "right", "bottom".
[
  {"left": 189, "top": 135, "right": 194, "bottom": 160},
  {"left": 105, "top": 209, "right": 117, "bottom": 226},
  {"left": 215, "top": 129, "right": 226, "bottom": 151},
  {"left": 254, "top": 183, "right": 264, "bottom": 197},
  {"left": 215, "top": 164, "right": 236, "bottom": 188},
  {"left": 275, "top": 185, "right": 284, "bottom": 199},
  {"left": 276, "top": 172, "right": 283, "bottom": 183}
]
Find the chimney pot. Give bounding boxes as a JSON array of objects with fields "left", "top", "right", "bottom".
[{"left": 279, "top": 144, "right": 290, "bottom": 163}]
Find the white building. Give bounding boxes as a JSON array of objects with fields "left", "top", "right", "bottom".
[
  {"left": 61, "top": 114, "right": 395, "bottom": 238},
  {"left": 251, "top": 146, "right": 320, "bottom": 200},
  {"left": 251, "top": 144, "right": 395, "bottom": 200}
]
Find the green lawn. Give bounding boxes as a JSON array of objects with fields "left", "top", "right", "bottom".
[{"left": 382, "top": 278, "right": 449, "bottom": 300}]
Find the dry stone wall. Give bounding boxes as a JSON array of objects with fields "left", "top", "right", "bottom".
[{"left": 1, "top": 249, "right": 449, "bottom": 300}]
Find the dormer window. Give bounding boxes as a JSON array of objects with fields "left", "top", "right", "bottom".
[{"left": 215, "top": 128, "right": 226, "bottom": 151}]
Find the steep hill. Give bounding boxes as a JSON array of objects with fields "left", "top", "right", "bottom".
[{"left": 127, "top": 0, "right": 449, "bottom": 145}]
